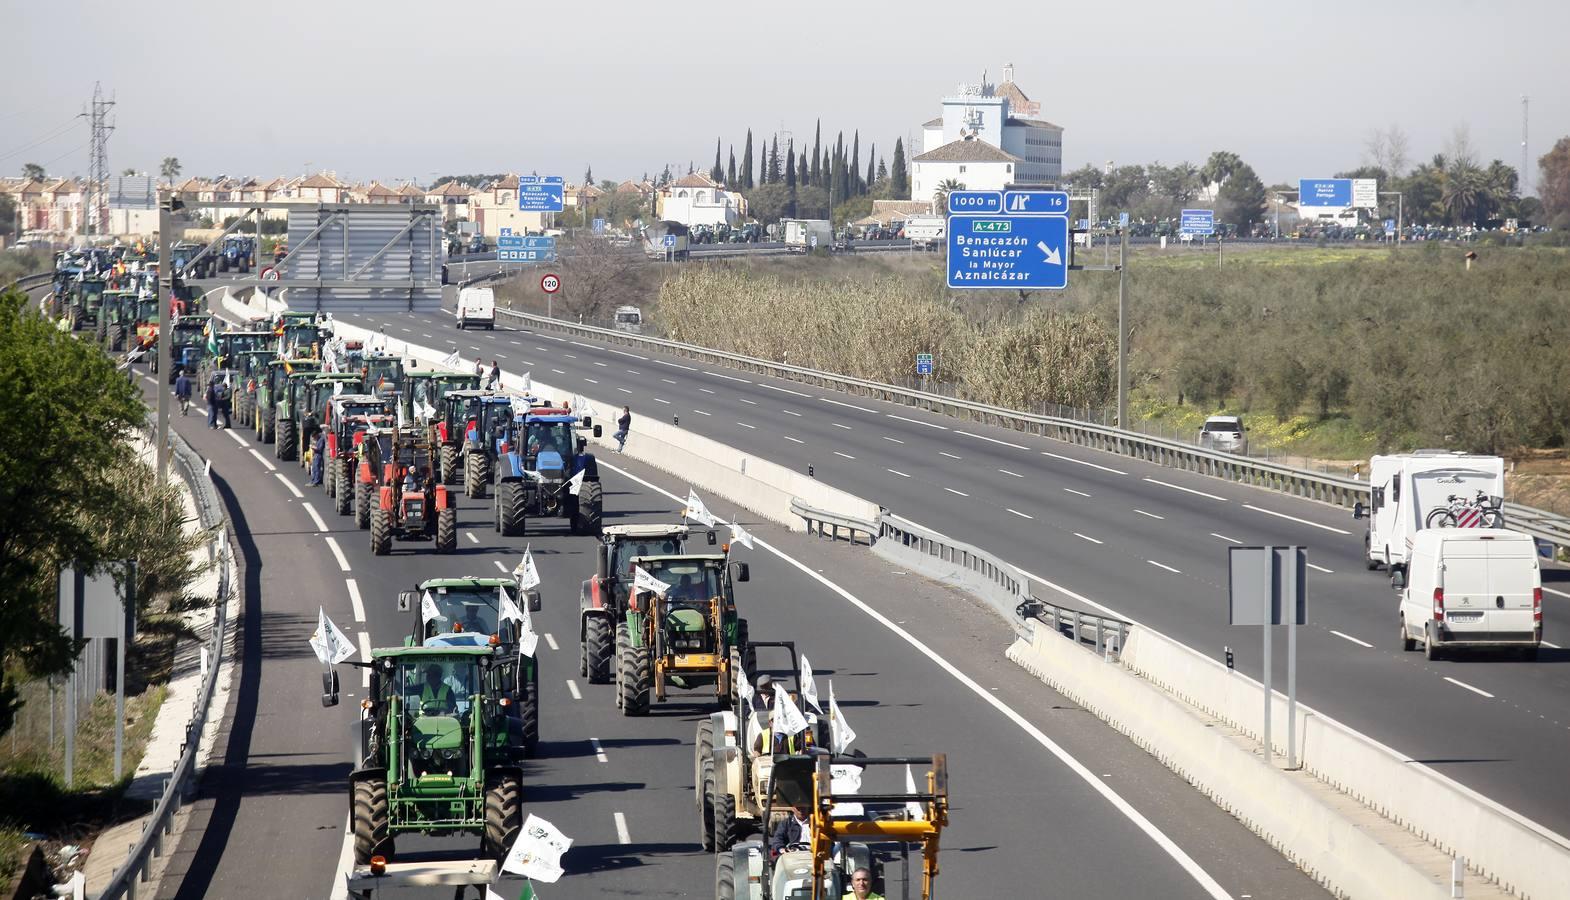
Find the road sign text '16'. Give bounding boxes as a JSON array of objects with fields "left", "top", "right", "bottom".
[{"left": 947, "top": 190, "right": 1069, "bottom": 290}]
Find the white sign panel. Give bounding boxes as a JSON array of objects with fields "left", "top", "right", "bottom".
[{"left": 1352, "top": 179, "right": 1378, "bottom": 210}]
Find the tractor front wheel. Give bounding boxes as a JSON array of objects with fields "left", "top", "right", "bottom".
[
  {"left": 276, "top": 420, "right": 297, "bottom": 460},
  {"left": 715, "top": 849, "right": 736, "bottom": 900},
  {"left": 465, "top": 453, "right": 489, "bottom": 499},
  {"left": 483, "top": 773, "right": 522, "bottom": 860},
  {"left": 370, "top": 508, "right": 391, "bottom": 556},
  {"left": 712, "top": 781, "right": 738, "bottom": 851},
  {"left": 584, "top": 615, "right": 613, "bottom": 684},
  {"left": 520, "top": 666, "right": 539, "bottom": 756},
  {"left": 356, "top": 482, "right": 373, "bottom": 530},
  {"left": 572, "top": 480, "right": 603, "bottom": 536},
  {"left": 335, "top": 471, "right": 353, "bottom": 516},
  {"left": 697, "top": 720, "right": 716, "bottom": 851},
  {"left": 497, "top": 482, "right": 525, "bottom": 536},
  {"left": 440, "top": 444, "right": 459, "bottom": 485},
  {"left": 436, "top": 509, "right": 457, "bottom": 553},
  {"left": 620, "top": 635, "right": 651, "bottom": 717},
  {"left": 351, "top": 777, "right": 393, "bottom": 866}
]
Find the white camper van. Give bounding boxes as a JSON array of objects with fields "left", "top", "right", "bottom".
[
  {"left": 1356, "top": 451, "right": 1505, "bottom": 572},
  {"left": 456, "top": 286, "right": 495, "bottom": 331},
  {"left": 1397, "top": 529, "right": 1542, "bottom": 660}
]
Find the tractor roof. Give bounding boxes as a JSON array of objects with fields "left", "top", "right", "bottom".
[
  {"left": 630, "top": 553, "right": 728, "bottom": 565},
  {"left": 526, "top": 414, "right": 576, "bottom": 424},
  {"left": 445, "top": 389, "right": 496, "bottom": 399},
  {"left": 312, "top": 373, "right": 364, "bottom": 383},
  {"left": 605, "top": 523, "right": 691, "bottom": 539},
  {"left": 333, "top": 394, "right": 383, "bottom": 405},
  {"left": 227, "top": 330, "right": 273, "bottom": 337},
  {"left": 370, "top": 645, "right": 495, "bottom": 660},
  {"left": 418, "top": 577, "right": 516, "bottom": 590}
]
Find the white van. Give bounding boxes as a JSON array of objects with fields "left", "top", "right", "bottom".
[
  {"left": 1397, "top": 530, "right": 1542, "bottom": 660},
  {"left": 1355, "top": 451, "right": 1504, "bottom": 572},
  {"left": 456, "top": 286, "right": 495, "bottom": 331},
  {"left": 612, "top": 305, "right": 643, "bottom": 334}
]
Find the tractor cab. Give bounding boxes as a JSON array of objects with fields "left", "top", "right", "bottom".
[
  {"left": 361, "top": 352, "right": 406, "bottom": 403},
  {"left": 275, "top": 311, "right": 326, "bottom": 358},
  {"left": 163, "top": 316, "right": 209, "bottom": 382},
  {"left": 405, "top": 371, "right": 480, "bottom": 424}
]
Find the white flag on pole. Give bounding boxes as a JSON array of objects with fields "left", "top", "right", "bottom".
[
  {"left": 771, "top": 686, "right": 809, "bottom": 737},
  {"left": 397, "top": 397, "right": 407, "bottom": 431},
  {"left": 683, "top": 489, "right": 716, "bottom": 526},
  {"left": 736, "top": 664, "right": 753, "bottom": 707},
  {"left": 421, "top": 590, "right": 447, "bottom": 624},
  {"left": 904, "top": 765, "right": 926, "bottom": 820},
  {"left": 500, "top": 813, "right": 572, "bottom": 882},
  {"left": 309, "top": 607, "right": 357, "bottom": 665},
  {"left": 572, "top": 394, "right": 598, "bottom": 421},
  {"left": 443, "top": 349, "right": 462, "bottom": 369},
  {"left": 829, "top": 681, "right": 856, "bottom": 754},
  {"left": 566, "top": 468, "right": 585, "bottom": 497},
  {"left": 333, "top": 381, "right": 344, "bottom": 396},
  {"left": 519, "top": 371, "right": 532, "bottom": 392},
  {"left": 500, "top": 585, "right": 538, "bottom": 658},
  {"left": 514, "top": 545, "right": 541, "bottom": 590},
  {"left": 829, "top": 763, "right": 864, "bottom": 816},
  {"left": 632, "top": 565, "right": 670, "bottom": 597},
  {"left": 729, "top": 520, "right": 754, "bottom": 551},
  {"left": 799, "top": 654, "right": 821, "bottom": 714}
]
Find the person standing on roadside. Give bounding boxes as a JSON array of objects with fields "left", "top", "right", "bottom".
[
  {"left": 474, "top": 356, "right": 484, "bottom": 378},
  {"left": 487, "top": 359, "right": 501, "bottom": 390},
  {"left": 174, "top": 371, "right": 193, "bottom": 416},
  {"left": 215, "top": 376, "right": 232, "bottom": 429},
  {"left": 615, "top": 405, "right": 632, "bottom": 452},
  {"left": 204, "top": 378, "right": 219, "bottom": 429}
]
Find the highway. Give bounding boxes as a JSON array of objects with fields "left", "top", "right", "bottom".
[
  {"left": 349, "top": 296, "right": 1570, "bottom": 841},
  {"left": 48, "top": 290, "right": 1327, "bottom": 898}
]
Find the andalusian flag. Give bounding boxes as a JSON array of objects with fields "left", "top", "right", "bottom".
[{"left": 203, "top": 319, "right": 218, "bottom": 356}]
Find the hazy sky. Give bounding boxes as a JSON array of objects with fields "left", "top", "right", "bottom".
[{"left": 4, "top": 0, "right": 1567, "bottom": 190}]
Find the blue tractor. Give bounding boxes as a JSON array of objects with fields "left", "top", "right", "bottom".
[
  {"left": 493, "top": 403, "right": 603, "bottom": 537},
  {"left": 218, "top": 235, "right": 256, "bottom": 274}
]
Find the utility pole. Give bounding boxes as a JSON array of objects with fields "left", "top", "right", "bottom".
[
  {"left": 155, "top": 193, "right": 183, "bottom": 483},
  {"left": 1116, "top": 225, "right": 1129, "bottom": 428},
  {"left": 79, "top": 83, "right": 115, "bottom": 240},
  {"left": 1521, "top": 95, "right": 1530, "bottom": 198}
]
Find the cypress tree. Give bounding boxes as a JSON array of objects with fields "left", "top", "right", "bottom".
[
  {"left": 759, "top": 140, "right": 767, "bottom": 189},
  {"left": 890, "top": 138, "right": 908, "bottom": 199},
  {"left": 866, "top": 154, "right": 875, "bottom": 194},
  {"left": 810, "top": 120, "right": 822, "bottom": 186},
  {"left": 785, "top": 140, "right": 796, "bottom": 188},
  {"left": 877, "top": 157, "right": 887, "bottom": 182},
  {"left": 797, "top": 155, "right": 808, "bottom": 188},
  {"left": 741, "top": 129, "right": 754, "bottom": 189},
  {"left": 727, "top": 147, "right": 736, "bottom": 187},
  {"left": 711, "top": 139, "right": 722, "bottom": 182},
  {"left": 851, "top": 131, "right": 861, "bottom": 195},
  {"left": 768, "top": 136, "right": 779, "bottom": 185}
]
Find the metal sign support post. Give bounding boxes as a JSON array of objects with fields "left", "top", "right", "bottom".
[
  {"left": 1228, "top": 546, "right": 1307, "bottom": 770},
  {"left": 1288, "top": 614, "right": 1298, "bottom": 769},
  {"left": 155, "top": 198, "right": 174, "bottom": 483},
  {"left": 1116, "top": 225, "right": 1128, "bottom": 428},
  {"left": 1261, "top": 612, "right": 1272, "bottom": 765}
]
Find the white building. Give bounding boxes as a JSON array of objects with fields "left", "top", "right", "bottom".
[
  {"left": 658, "top": 173, "right": 745, "bottom": 228},
  {"left": 912, "top": 64, "right": 1063, "bottom": 199},
  {"left": 469, "top": 174, "right": 550, "bottom": 238}
]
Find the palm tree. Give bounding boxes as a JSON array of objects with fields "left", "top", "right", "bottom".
[
  {"left": 160, "top": 157, "right": 181, "bottom": 185},
  {"left": 933, "top": 178, "right": 964, "bottom": 214},
  {"left": 1441, "top": 160, "right": 1484, "bottom": 226}
]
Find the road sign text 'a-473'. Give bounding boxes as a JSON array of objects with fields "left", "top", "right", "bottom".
[{"left": 947, "top": 189, "right": 1070, "bottom": 291}]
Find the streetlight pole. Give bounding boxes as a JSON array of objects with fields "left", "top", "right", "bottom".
[
  {"left": 1116, "top": 224, "right": 1129, "bottom": 428},
  {"left": 155, "top": 194, "right": 179, "bottom": 484}
]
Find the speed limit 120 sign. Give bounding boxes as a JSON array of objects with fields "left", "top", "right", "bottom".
[{"left": 540, "top": 273, "right": 561, "bottom": 294}]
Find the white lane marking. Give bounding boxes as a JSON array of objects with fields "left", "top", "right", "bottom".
[
  {"left": 886, "top": 468, "right": 911, "bottom": 478},
  {"left": 466, "top": 532, "right": 479, "bottom": 544},
  {"left": 566, "top": 679, "right": 582, "bottom": 700},
  {"left": 818, "top": 397, "right": 879, "bottom": 413},
  {"left": 577, "top": 342, "right": 647, "bottom": 361},
  {"left": 1542, "top": 586, "right": 1570, "bottom": 599},
  {"left": 738, "top": 397, "right": 757, "bottom": 405},
  {"left": 304, "top": 503, "right": 328, "bottom": 532},
  {"left": 422, "top": 333, "right": 432, "bottom": 339},
  {"left": 593, "top": 361, "right": 607, "bottom": 367},
  {"left": 998, "top": 467, "right": 1024, "bottom": 477},
  {"left": 1242, "top": 504, "right": 1352, "bottom": 535},
  {"left": 759, "top": 383, "right": 811, "bottom": 398},
  {"left": 592, "top": 458, "right": 1232, "bottom": 899},
  {"left": 510, "top": 340, "right": 521, "bottom": 346},
  {"left": 1307, "top": 563, "right": 1335, "bottom": 574},
  {"left": 944, "top": 487, "right": 969, "bottom": 497},
  {"left": 1330, "top": 630, "right": 1372, "bottom": 648},
  {"left": 661, "top": 378, "right": 678, "bottom": 385},
  {"left": 275, "top": 473, "right": 305, "bottom": 499},
  {"left": 248, "top": 448, "right": 277, "bottom": 471},
  {"left": 1143, "top": 477, "right": 1227, "bottom": 502},
  {"left": 400, "top": 327, "right": 411, "bottom": 333},
  {"left": 617, "top": 388, "right": 633, "bottom": 394},
  {"left": 535, "top": 346, "right": 550, "bottom": 352},
  {"left": 1148, "top": 560, "right": 1181, "bottom": 574},
  {"left": 626, "top": 369, "right": 641, "bottom": 375},
  {"left": 955, "top": 430, "right": 1029, "bottom": 450},
  {"left": 705, "top": 370, "right": 752, "bottom": 384},
  {"left": 346, "top": 579, "right": 365, "bottom": 622},
  {"left": 493, "top": 561, "right": 509, "bottom": 573},
  {"left": 495, "top": 354, "right": 508, "bottom": 360},
  {"left": 1134, "top": 509, "right": 1164, "bottom": 520},
  {"left": 1211, "top": 532, "right": 1241, "bottom": 543},
  {"left": 1007, "top": 508, "right": 1034, "bottom": 519},
  {"left": 613, "top": 811, "right": 631, "bottom": 845},
  {"left": 584, "top": 378, "right": 599, "bottom": 384},
  {"left": 1042, "top": 450, "right": 1128, "bottom": 476},
  {"left": 832, "top": 422, "right": 852, "bottom": 430},
  {"left": 833, "top": 451, "right": 856, "bottom": 460},
  {"left": 737, "top": 422, "right": 757, "bottom": 429},
  {"left": 887, "top": 413, "right": 949, "bottom": 430},
  {"left": 325, "top": 537, "right": 351, "bottom": 572},
  {"left": 654, "top": 398, "right": 671, "bottom": 404},
  {"left": 357, "top": 632, "right": 372, "bottom": 686},
  {"left": 551, "top": 368, "right": 565, "bottom": 375},
  {"left": 225, "top": 430, "right": 250, "bottom": 448},
  {"left": 329, "top": 815, "right": 353, "bottom": 900},
  {"left": 591, "top": 737, "right": 608, "bottom": 763},
  {"left": 783, "top": 410, "right": 803, "bottom": 417},
  {"left": 564, "top": 353, "right": 578, "bottom": 359},
  {"left": 1063, "top": 488, "right": 1091, "bottom": 498},
  {"left": 784, "top": 436, "right": 805, "bottom": 444},
  {"left": 699, "top": 388, "right": 716, "bottom": 394},
  {"left": 651, "top": 357, "right": 694, "bottom": 371},
  {"left": 1543, "top": 641, "right": 1562, "bottom": 649},
  {"left": 694, "top": 410, "right": 712, "bottom": 416},
  {"left": 882, "top": 436, "right": 906, "bottom": 444},
  {"left": 544, "top": 633, "right": 559, "bottom": 651},
  {"left": 1444, "top": 677, "right": 1495, "bottom": 699},
  {"left": 1074, "top": 533, "right": 1104, "bottom": 545}
]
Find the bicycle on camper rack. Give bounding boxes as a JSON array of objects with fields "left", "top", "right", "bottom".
[{"left": 1425, "top": 490, "right": 1505, "bottom": 529}]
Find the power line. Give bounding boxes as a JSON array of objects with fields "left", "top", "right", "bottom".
[{"left": 0, "top": 116, "right": 82, "bottom": 163}]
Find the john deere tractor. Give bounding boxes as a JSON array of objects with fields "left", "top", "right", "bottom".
[
  {"left": 579, "top": 524, "right": 715, "bottom": 684},
  {"left": 493, "top": 404, "right": 603, "bottom": 537},
  {"left": 364, "top": 427, "right": 459, "bottom": 556},
  {"left": 401, "top": 578, "right": 544, "bottom": 756},
  {"left": 323, "top": 646, "right": 526, "bottom": 866},
  {"left": 256, "top": 357, "right": 321, "bottom": 446},
  {"left": 404, "top": 369, "right": 480, "bottom": 427},
  {"left": 614, "top": 553, "right": 751, "bottom": 716}
]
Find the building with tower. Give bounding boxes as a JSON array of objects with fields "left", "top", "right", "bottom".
[{"left": 910, "top": 64, "right": 1064, "bottom": 201}]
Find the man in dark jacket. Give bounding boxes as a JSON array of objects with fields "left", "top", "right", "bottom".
[
  {"left": 204, "top": 380, "right": 219, "bottom": 429},
  {"left": 615, "top": 405, "right": 632, "bottom": 452},
  {"left": 769, "top": 804, "right": 811, "bottom": 857}
]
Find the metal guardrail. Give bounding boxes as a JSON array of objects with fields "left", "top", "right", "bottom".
[
  {"left": 3, "top": 270, "right": 52, "bottom": 294},
  {"left": 496, "top": 307, "right": 1570, "bottom": 553},
  {"left": 789, "top": 497, "right": 880, "bottom": 544},
  {"left": 98, "top": 427, "right": 233, "bottom": 900}
]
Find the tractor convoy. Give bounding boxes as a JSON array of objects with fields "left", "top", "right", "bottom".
[{"left": 97, "top": 301, "right": 952, "bottom": 897}]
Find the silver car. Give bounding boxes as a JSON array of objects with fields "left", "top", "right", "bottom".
[{"left": 1198, "top": 415, "right": 1248, "bottom": 454}]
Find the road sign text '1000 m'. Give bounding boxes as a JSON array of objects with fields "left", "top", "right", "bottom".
[{"left": 948, "top": 190, "right": 1069, "bottom": 290}]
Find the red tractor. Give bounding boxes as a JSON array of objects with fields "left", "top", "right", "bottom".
[{"left": 366, "top": 428, "right": 458, "bottom": 556}]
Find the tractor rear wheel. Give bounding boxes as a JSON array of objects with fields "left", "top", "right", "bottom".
[
  {"left": 520, "top": 665, "right": 539, "bottom": 756},
  {"left": 584, "top": 616, "right": 613, "bottom": 684},
  {"left": 112, "top": 324, "right": 127, "bottom": 351},
  {"left": 737, "top": 618, "right": 756, "bottom": 675},
  {"left": 335, "top": 471, "right": 353, "bottom": 515},
  {"left": 356, "top": 482, "right": 373, "bottom": 529},
  {"left": 482, "top": 773, "right": 522, "bottom": 860},
  {"left": 440, "top": 444, "right": 459, "bottom": 485},
  {"left": 712, "top": 781, "right": 738, "bottom": 851},
  {"left": 715, "top": 850, "right": 735, "bottom": 900},
  {"left": 465, "top": 453, "right": 489, "bottom": 499},
  {"left": 436, "top": 509, "right": 457, "bottom": 553},
  {"left": 370, "top": 508, "right": 391, "bottom": 556},
  {"left": 497, "top": 482, "right": 525, "bottom": 536},
  {"left": 351, "top": 777, "right": 393, "bottom": 866},
  {"left": 620, "top": 636, "right": 651, "bottom": 717},
  {"left": 572, "top": 480, "right": 603, "bottom": 536},
  {"left": 276, "top": 420, "right": 297, "bottom": 460},
  {"left": 697, "top": 720, "right": 716, "bottom": 851},
  {"left": 260, "top": 411, "right": 275, "bottom": 444}
]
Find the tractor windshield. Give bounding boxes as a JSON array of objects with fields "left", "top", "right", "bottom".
[
  {"left": 282, "top": 323, "right": 319, "bottom": 355},
  {"left": 642, "top": 559, "right": 723, "bottom": 603},
  {"left": 226, "top": 333, "right": 270, "bottom": 355},
  {"left": 395, "top": 657, "right": 479, "bottom": 717},
  {"left": 364, "top": 357, "right": 402, "bottom": 395},
  {"left": 170, "top": 321, "right": 205, "bottom": 347},
  {"left": 524, "top": 422, "right": 574, "bottom": 464},
  {"left": 423, "top": 587, "right": 504, "bottom": 641},
  {"left": 614, "top": 537, "right": 686, "bottom": 576}
]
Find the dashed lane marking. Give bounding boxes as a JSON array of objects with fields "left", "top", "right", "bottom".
[
  {"left": 955, "top": 430, "right": 1029, "bottom": 451},
  {"left": 1330, "top": 630, "right": 1371, "bottom": 648},
  {"left": 304, "top": 503, "right": 328, "bottom": 532},
  {"left": 346, "top": 579, "right": 365, "bottom": 622},
  {"left": 1075, "top": 533, "right": 1104, "bottom": 545},
  {"left": 1148, "top": 560, "right": 1181, "bottom": 574},
  {"left": 325, "top": 537, "right": 351, "bottom": 572},
  {"left": 1042, "top": 450, "right": 1128, "bottom": 476},
  {"left": 1143, "top": 477, "right": 1227, "bottom": 502},
  {"left": 1444, "top": 677, "right": 1495, "bottom": 699},
  {"left": 1242, "top": 503, "right": 1352, "bottom": 535}
]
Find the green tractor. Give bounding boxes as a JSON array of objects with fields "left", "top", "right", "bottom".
[
  {"left": 614, "top": 553, "right": 752, "bottom": 717},
  {"left": 66, "top": 275, "right": 107, "bottom": 332},
  {"left": 256, "top": 357, "right": 320, "bottom": 446},
  {"left": 325, "top": 645, "right": 526, "bottom": 866},
  {"left": 402, "top": 577, "right": 543, "bottom": 756},
  {"left": 269, "top": 364, "right": 327, "bottom": 460},
  {"left": 98, "top": 288, "right": 137, "bottom": 350},
  {"left": 404, "top": 369, "right": 481, "bottom": 427}
]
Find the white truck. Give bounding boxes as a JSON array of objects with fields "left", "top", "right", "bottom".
[
  {"left": 905, "top": 215, "right": 946, "bottom": 250},
  {"left": 612, "top": 305, "right": 643, "bottom": 334},
  {"left": 1355, "top": 450, "right": 1505, "bottom": 573},
  {"left": 783, "top": 219, "right": 833, "bottom": 253},
  {"left": 455, "top": 285, "right": 495, "bottom": 330},
  {"left": 1397, "top": 529, "right": 1541, "bottom": 660}
]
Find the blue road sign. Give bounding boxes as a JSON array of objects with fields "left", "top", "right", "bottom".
[
  {"left": 1299, "top": 178, "right": 1352, "bottom": 207},
  {"left": 1180, "top": 209, "right": 1215, "bottom": 236},
  {"left": 916, "top": 352, "right": 934, "bottom": 376},
  {"left": 662, "top": 234, "right": 677, "bottom": 247},
  {"left": 592, "top": 218, "right": 606, "bottom": 235},
  {"left": 947, "top": 190, "right": 1002, "bottom": 214},
  {"left": 1002, "top": 190, "right": 1069, "bottom": 215},
  {"left": 518, "top": 176, "right": 565, "bottom": 212},
  {"left": 947, "top": 213, "right": 1069, "bottom": 290},
  {"left": 1119, "top": 212, "right": 1130, "bottom": 228},
  {"left": 1383, "top": 218, "right": 1396, "bottom": 232},
  {"left": 496, "top": 235, "right": 555, "bottom": 262}
]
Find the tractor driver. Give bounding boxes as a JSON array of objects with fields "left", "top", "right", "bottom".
[
  {"left": 459, "top": 604, "right": 487, "bottom": 635},
  {"left": 419, "top": 663, "right": 455, "bottom": 714},
  {"left": 769, "top": 803, "right": 813, "bottom": 858}
]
